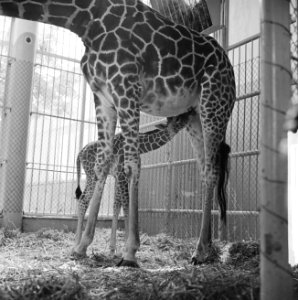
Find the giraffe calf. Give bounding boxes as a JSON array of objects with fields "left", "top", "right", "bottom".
[{"left": 74, "top": 110, "right": 194, "bottom": 254}]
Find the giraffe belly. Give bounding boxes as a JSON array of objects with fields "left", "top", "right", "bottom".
[{"left": 140, "top": 91, "right": 199, "bottom": 117}]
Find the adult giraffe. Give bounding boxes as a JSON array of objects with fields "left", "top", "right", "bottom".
[{"left": 0, "top": 0, "right": 235, "bottom": 266}]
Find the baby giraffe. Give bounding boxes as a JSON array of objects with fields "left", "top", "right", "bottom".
[{"left": 75, "top": 110, "right": 194, "bottom": 254}]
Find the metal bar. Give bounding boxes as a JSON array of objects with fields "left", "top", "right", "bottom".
[
  {"left": 26, "top": 167, "right": 75, "bottom": 175},
  {"left": 165, "top": 142, "right": 173, "bottom": 234},
  {"left": 36, "top": 49, "right": 81, "bottom": 64},
  {"left": 36, "top": 25, "right": 52, "bottom": 214},
  {"left": 29, "top": 111, "right": 96, "bottom": 125},
  {"left": 240, "top": 43, "right": 248, "bottom": 236},
  {"left": 64, "top": 68, "right": 74, "bottom": 214},
  {"left": 26, "top": 161, "right": 76, "bottom": 170},
  {"left": 34, "top": 63, "right": 82, "bottom": 76},
  {"left": 249, "top": 40, "right": 255, "bottom": 236},
  {"left": 142, "top": 150, "right": 260, "bottom": 170},
  {"left": 0, "top": 53, "right": 10, "bottom": 59},
  {"left": 0, "top": 105, "right": 12, "bottom": 110},
  {"left": 222, "top": 0, "right": 229, "bottom": 51},
  {"left": 45, "top": 34, "right": 58, "bottom": 215},
  {"left": 24, "top": 213, "right": 78, "bottom": 217},
  {"left": 228, "top": 33, "right": 260, "bottom": 51},
  {"left": 23, "top": 213, "right": 114, "bottom": 219},
  {"left": 139, "top": 208, "right": 259, "bottom": 215},
  {"left": 78, "top": 80, "right": 88, "bottom": 151},
  {"left": 47, "top": 24, "right": 60, "bottom": 214},
  {"left": 70, "top": 78, "right": 83, "bottom": 215},
  {"left": 57, "top": 68, "right": 68, "bottom": 215}
]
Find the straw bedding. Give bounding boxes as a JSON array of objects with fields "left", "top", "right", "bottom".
[{"left": 0, "top": 228, "right": 297, "bottom": 299}]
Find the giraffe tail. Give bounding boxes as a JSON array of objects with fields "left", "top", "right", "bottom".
[
  {"left": 75, "top": 154, "right": 83, "bottom": 200},
  {"left": 217, "top": 141, "right": 231, "bottom": 224}
]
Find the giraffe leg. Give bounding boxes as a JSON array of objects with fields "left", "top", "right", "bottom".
[
  {"left": 73, "top": 176, "right": 96, "bottom": 248},
  {"left": 72, "top": 99, "right": 117, "bottom": 258},
  {"left": 110, "top": 176, "right": 123, "bottom": 255},
  {"left": 110, "top": 171, "right": 130, "bottom": 255},
  {"left": 123, "top": 192, "right": 129, "bottom": 242},
  {"left": 110, "top": 201, "right": 121, "bottom": 255},
  {"left": 192, "top": 162, "right": 219, "bottom": 264},
  {"left": 186, "top": 114, "right": 212, "bottom": 262},
  {"left": 188, "top": 67, "right": 233, "bottom": 264},
  {"left": 117, "top": 167, "right": 140, "bottom": 268},
  {"left": 116, "top": 116, "right": 141, "bottom": 267}
]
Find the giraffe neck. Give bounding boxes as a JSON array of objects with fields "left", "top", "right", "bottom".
[
  {"left": 138, "top": 121, "right": 187, "bottom": 154},
  {"left": 138, "top": 129, "right": 170, "bottom": 154},
  {"left": 0, "top": 0, "right": 111, "bottom": 39},
  {"left": 136, "top": 109, "right": 192, "bottom": 154}
]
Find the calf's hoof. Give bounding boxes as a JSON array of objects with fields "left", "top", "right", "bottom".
[
  {"left": 116, "top": 258, "right": 139, "bottom": 268},
  {"left": 191, "top": 256, "right": 204, "bottom": 265},
  {"left": 70, "top": 247, "right": 87, "bottom": 260}
]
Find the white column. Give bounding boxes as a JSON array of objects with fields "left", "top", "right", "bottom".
[
  {"left": 0, "top": 19, "right": 38, "bottom": 229},
  {"left": 260, "top": 0, "right": 293, "bottom": 299}
]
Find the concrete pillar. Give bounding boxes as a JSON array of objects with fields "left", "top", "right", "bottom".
[
  {"left": 260, "top": 0, "right": 293, "bottom": 299},
  {"left": 0, "top": 19, "right": 38, "bottom": 230}
]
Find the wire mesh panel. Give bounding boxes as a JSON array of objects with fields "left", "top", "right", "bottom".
[
  {"left": 291, "top": 0, "right": 298, "bottom": 100},
  {"left": 138, "top": 2, "right": 261, "bottom": 241},
  {"left": 0, "top": 16, "right": 12, "bottom": 211},
  {"left": 226, "top": 36, "right": 260, "bottom": 241},
  {"left": 24, "top": 25, "right": 85, "bottom": 216},
  {"left": 0, "top": 2, "right": 262, "bottom": 241},
  {"left": 0, "top": 20, "right": 115, "bottom": 218},
  {"left": 23, "top": 24, "right": 116, "bottom": 217}
]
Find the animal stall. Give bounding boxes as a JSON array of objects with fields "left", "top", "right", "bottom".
[{"left": 0, "top": 0, "right": 297, "bottom": 299}]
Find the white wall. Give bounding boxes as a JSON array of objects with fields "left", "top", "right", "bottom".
[
  {"left": 229, "top": 0, "right": 260, "bottom": 45},
  {"left": 288, "top": 133, "right": 298, "bottom": 265}
]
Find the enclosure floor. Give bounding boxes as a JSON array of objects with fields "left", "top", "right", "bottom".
[{"left": 0, "top": 228, "right": 297, "bottom": 299}]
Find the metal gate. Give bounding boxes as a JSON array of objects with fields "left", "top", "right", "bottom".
[
  {"left": 138, "top": 34, "right": 260, "bottom": 240},
  {"left": 0, "top": 1, "right": 281, "bottom": 242},
  {"left": 0, "top": 19, "right": 116, "bottom": 219}
]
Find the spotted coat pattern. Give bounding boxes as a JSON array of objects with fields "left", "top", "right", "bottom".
[
  {"left": 0, "top": 0, "right": 236, "bottom": 265},
  {"left": 75, "top": 111, "right": 192, "bottom": 253}
]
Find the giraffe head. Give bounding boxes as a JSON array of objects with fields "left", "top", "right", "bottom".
[{"left": 155, "top": 108, "right": 195, "bottom": 136}]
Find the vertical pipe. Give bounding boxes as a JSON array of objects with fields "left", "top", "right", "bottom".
[
  {"left": 0, "top": 19, "right": 38, "bottom": 229},
  {"left": 78, "top": 80, "right": 87, "bottom": 152},
  {"left": 260, "top": 1, "right": 293, "bottom": 299},
  {"left": 222, "top": 0, "right": 229, "bottom": 51},
  {"left": 165, "top": 142, "right": 173, "bottom": 234}
]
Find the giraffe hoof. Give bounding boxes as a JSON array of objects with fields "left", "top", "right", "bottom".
[
  {"left": 109, "top": 249, "right": 116, "bottom": 256},
  {"left": 191, "top": 256, "right": 203, "bottom": 265},
  {"left": 191, "top": 243, "right": 221, "bottom": 265},
  {"left": 70, "top": 249, "right": 87, "bottom": 260},
  {"left": 116, "top": 258, "right": 140, "bottom": 268}
]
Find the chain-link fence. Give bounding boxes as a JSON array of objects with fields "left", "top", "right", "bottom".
[
  {"left": 138, "top": 1, "right": 261, "bottom": 240},
  {"left": 138, "top": 34, "right": 260, "bottom": 240},
  {"left": 24, "top": 24, "right": 119, "bottom": 217},
  {"left": 0, "top": 1, "right": 266, "bottom": 242},
  {"left": 291, "top": 0, "right": 298, "bottom": 100},
  {"left": 0, "top": 19, "right": 116, "bottom": 218},
  {"left": 0, "top": 16, "right": 12, "bottom": 212}
]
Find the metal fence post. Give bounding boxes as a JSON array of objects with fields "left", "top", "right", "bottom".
[
  {"left": 260, "top": 0, "right": 293, "bottom": 299},
  {"left": 0, "top": 19, "right": 38, "bottom": 229},
  {"left": 165, "top": 143, "right": 174, "bottom": 235}
]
